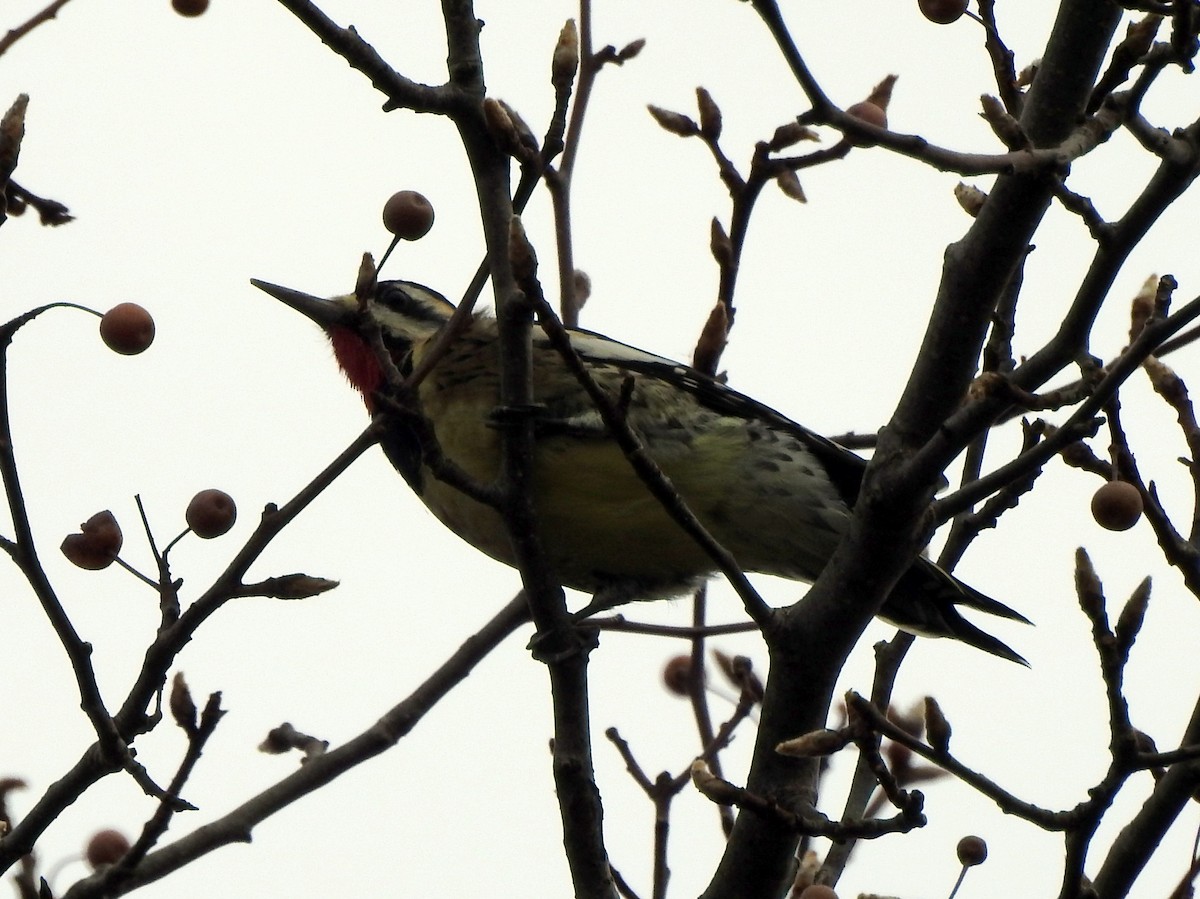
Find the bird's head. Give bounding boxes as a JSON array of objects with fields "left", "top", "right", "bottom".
[{"left": 253, "top": 278, "right": 455, "bottom": 410}]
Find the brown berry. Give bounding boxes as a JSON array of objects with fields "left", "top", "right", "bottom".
[
  {"left": 1091, "top": 481, "right": 1143, "bottom": 531},
  {"left": 844, "top": 102, "right": 887, "bottom": 146},
  {"left": 956, "top": 834, "right": 988, "bottom": 866},
  {"left": 61, "top": 511, "right": 123, "bottom": 570},
  {"left": 100, "top": 303, "right": 155, "bottom": 355},
  {"left": 85, "top": 829, "right": 131, "bottom": 868},
  {"left": 83, "top": 510, "right": 123, "bottom": 555},
  {"left": 171, "top": 0, "right": 209, "bottom": 16},
  {"left": 919, "top": 0, "right": 968, "bottom": 24},
  {"left": 186, "top": 489, "right": 237, "bottom": 538},
  {"left": 62, "top": 534, "right": 108, "bottom": 570},
  {"left": 798, "top": 886, "right": 839, "bottom": 899},
  {"left": 382, "top": 190, "right": 435, "bottom": 240},
  {"left": 662, "top": 655, "right": 692, "bottom": 696}
]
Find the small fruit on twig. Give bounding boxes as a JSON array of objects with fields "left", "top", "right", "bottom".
[
  {"left": 957, "top": 834, "right": 988, "bottom": 866},
  {"left": 845, "top": 102, "right": 887, "bottom": 147},
  {"left": 171, "top": 0, "right": 209, "bottom": 16},
  {"left": 100, "top": 303, "right": 155, "bottom": 355},
  {"left": 382, "top": 190, "right": 435, "bottom": 241},
  {"left": 797, "top": 885, "right": 838, "bottom": 899},
  {"left": 85, "top": 829, "right": 131, "bottom": 868},
  {"left": 662, "top": 655, "right": 693, "bottom": 696},
  {"left": 61, "top": 511, "right": 123, "bottom": 570},
  {"left": 1091, "top": 481, "right": 1143, "bottom": 531},
  {"left": 919, "top": 0, "right": 968, "bottom": 24},
  {"left": 186, "top": 489, "right": 237, "bottom": 538}
]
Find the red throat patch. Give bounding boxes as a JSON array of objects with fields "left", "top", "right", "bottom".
[{"left": 328, "top": 327, "right": 382, "bottom": 412}]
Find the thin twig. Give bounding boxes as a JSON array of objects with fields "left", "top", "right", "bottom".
[
  {"left": 846, "top": 693, "right": 1068, "bottom": 829},
  {"left": 272, "top": 0, "right": 454, "bottom": 113},
  {"left": 61, "top": 596, "right": 532, "bottom": 898},
  {"left": 934, "top": 292, "right": 1200, "bottom": 522},
  {"left": 0, "top": 0, "right": 74, "bottom": 58}
]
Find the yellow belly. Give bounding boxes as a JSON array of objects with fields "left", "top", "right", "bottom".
[
  {"left": 408, "top": 333, "right": 851, "bottom": 598},
  {"left": 415, "top": 419, "right": 715, "bottom": 595},
  {"left": 413, "top": 400, "right": 847, "bottom": 597}
]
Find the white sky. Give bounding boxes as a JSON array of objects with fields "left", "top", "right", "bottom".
[{"left": 1, "top": 1, "right": 1199, "bottom": 897}]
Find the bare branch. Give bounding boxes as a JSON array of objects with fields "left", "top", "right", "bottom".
[{"left": 0, "top": 0, "right": 74, "bottom": 58}]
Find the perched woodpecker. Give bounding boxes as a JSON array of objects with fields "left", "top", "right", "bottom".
[{"left": 255, "top": 278, "right": 1029, "bottom": 664}]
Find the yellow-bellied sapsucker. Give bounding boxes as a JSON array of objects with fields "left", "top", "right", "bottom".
[{"left": 256, "top": 278, "right": 1028, "bottom": 664}]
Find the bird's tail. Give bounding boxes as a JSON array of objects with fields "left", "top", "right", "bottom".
[{"left": 880, "top": 559, "right": 1030, "bottom": 666}]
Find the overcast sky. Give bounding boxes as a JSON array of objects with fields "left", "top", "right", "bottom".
[{"left": 1, "top": 1, "right": 1199, "bottom": 897}]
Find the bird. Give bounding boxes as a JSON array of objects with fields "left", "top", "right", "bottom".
[{"left": 253, "top": 277, "right": 1029, "bottom": 664}]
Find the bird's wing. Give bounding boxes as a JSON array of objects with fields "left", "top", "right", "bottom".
[{"left": 538, "top": 326, "right": 868, "bottom": 505}]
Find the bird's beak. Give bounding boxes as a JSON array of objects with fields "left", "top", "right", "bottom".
[{"left": 251, "top": 279, "right": 355, "bottom": 329}]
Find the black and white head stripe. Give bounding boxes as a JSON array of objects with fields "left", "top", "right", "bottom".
[{"left": 374, "top": 281, "right": 457, "bottom": 327}]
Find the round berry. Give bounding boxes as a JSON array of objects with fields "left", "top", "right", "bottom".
[
  {"left": 100, "top": 303, "right": 155, "bottom": 355},
  {"left": 918, "top": 0, "right": 968, "bottom": 24},
  {"left": 171, "top": 0, "right": 209, "bottom": 16},
  {"left": 82, "top": 510, "right": 123, "bottom": 556},
  {"left": 85, "top": 829, "right": 131, "bottom": 868},
  {"left": 956, "top": 834, "right": 988, "bottom": 867},
  {"left": 845, "top": 102, "right": 887, "bottom": 146},
  {"left": 186, "top": 489, "right": 237, "bottom": 539},
  {"left": 798, "top": 886, "right": 838, "bottom": 899},
  {"left": 382, "top": 190, "right": 435, "bottom": 240},
  {"left": 61, "top": 511, "right": 123, "bottom": 570},
  {"left": 1091, "top": 481, "right": 1143, "bottom": 531},
  {"left": 61, "top": 534, "right": 110, "bottom": 570},
  {"left": 662, "top": 655, "right": 692, "bottom": 696}
]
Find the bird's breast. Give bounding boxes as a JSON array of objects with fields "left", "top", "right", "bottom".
[{"left": 409, "top": 366, "right": 851, "bottom": 597}]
